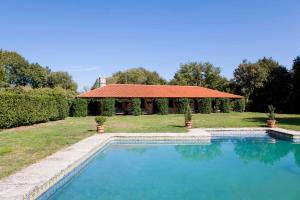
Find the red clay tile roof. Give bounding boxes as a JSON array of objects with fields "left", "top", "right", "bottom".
[{"left": 79, "top": 84, "right": 243, "bottom": 98}]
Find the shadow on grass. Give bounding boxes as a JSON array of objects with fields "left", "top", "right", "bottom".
[
  {"left": 245, "top": 117, "right": 300, "bottom": 127},
  {"left": 171, "top": 125, "right": 186, "bottom": 128}
]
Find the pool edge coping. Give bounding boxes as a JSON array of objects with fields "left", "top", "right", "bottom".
[{"left": 0, "top": 128, "right": 299, "bottom": 199}]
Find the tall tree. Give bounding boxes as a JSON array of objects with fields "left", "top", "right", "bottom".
[
  {"left": 47, "top": 71, "right": 78, "bottom": 91},
  {"left": 233, "top": 57, "right": 280, "bottom": 98},
  {"left": 27, "top": 63, "right": 50, "bottom": 88},
  {"left": 292, "top": 56, "right": 300, "bottom": 113},
  {"left": 0, "top": 50, "right": 30, "bottom": 86},
  {"left": 170, "top": 62, "right": 229, "bottom": 91},
  {"left": 252, "top": 66, "right": 293, "bottom": 113}
]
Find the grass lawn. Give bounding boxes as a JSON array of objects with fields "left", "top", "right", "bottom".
[
  {"left": 0, "top": 118, "right": 95, "bottom": 179},
  {"left": 105, "top": 112, "right": 300, "bottom": 132},
  {"left": 1, "top": 112, "right": 300, "bottom": 179}
]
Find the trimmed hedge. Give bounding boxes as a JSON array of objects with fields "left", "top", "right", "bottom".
[
  {"left": 0, "top": 93, "right": 63, "bottom": 129},
  {"left": 212, "top": 99, "right": 221, "bottom": 113},
  {"left": 197, "top": 98, "right": 212, "bottom": 113},
  {"left": 155, "top": 98, "right": 169, "bottom": 115},
  {"left": 220, "top": 98, "right": 231, "bottom": 113},
  {"left": 176, "top": 98, "right": 189, "bottom": 114},
  {"left": 69, "top": 98, "right": 88, "bottom": 117},
  {"left": 131, "top": 98, "right": 141, "bottom": 116},
  {"left": 102, "top": 98, "right": 115, "bottom": 116},
  {"left": 232, "top": 99, "right": 246, "bottom": 112}
]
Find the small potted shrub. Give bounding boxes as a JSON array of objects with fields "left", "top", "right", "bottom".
[
  {"left": 95, "top": 116, "right": 106, "bottom": 134},
  {"left": 184, "top": 105, "right": 192, "bottom": 129},
  {"left": 267, "top": 105, "right": 276, "bottom": 128}
]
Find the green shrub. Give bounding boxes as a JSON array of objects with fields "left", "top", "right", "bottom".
[
  {"left": 0, "top": 93, "right": 60, "bottom": 129},
  {"left": 102, "top": 98, "right": 115, "bottom": 116},
  {"left": 232, "top": 99, "right": 246, "bottom": 112},
  {"left": 213, "top": 99, "right": 221, "bottom": 113},
  {"left": 184, "top": 104, "right": 192, "bottom": 122},
  {"left": 268, "top": 105, "right": 276, "bottom": 120},
  {"left": 220, "top": 98, "right": 230, "bottom": 113},
  {"left": 155, "top": 98, "right": 169, "bottom": 115},
  {"left": 197, "top": 98, "right": 212, "bottom": 113},
  {"left": 131, "top": 98, "right": 141, "bottom": 116},
  {"left": 95, "top": 116, "right": 106, "bottom": 125},
  {"left": 69, "top": 98, "right": 88, "bottom": 117},
  {"left": 176, "top": 98, "right": 189, "bottom": 114}
]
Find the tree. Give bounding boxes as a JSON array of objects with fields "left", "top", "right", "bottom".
[
  {"left": 292, "top": 56, "right": 300, "bottom": 113},
  {"left": 0, "top": 50, "right": 51, "bottom": 88},
  {"left": 252, "top": 66, "right": 293, "bottom": 113},
  {"left": 233, "top": 57, "right": 280, "bottom": 98},
  {"left": 47, "top": 71, "right": 78, "bottom": 91},
  {"left": 170, "top": 62, "right": 230, "bottom": 91},
  {"left": 0, "top": 65, "right": 5, "bottom": 87},
  {"left": 27, "top": 63, "right": 50, "bottom": 88},
  {"left": 91, "top": 68, "right": 166, "bottom": 89},
  {"left": 0, "top": 50, "right": 30, "bottom": 86}
]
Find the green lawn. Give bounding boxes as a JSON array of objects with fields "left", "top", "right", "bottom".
[
  {"left": 0, "top": 118, "right": 95, "bottom": 179},
  {"left": 105, "top": 112, "right": 300, "bottom": 132},
  {"left": 1, "top": 112, "right": 300, "bottom": 179}
]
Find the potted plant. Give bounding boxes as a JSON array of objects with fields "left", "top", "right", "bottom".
[
  {"left": 184, "top": 105, "right": 192, "bottom": 129},
  {"left": 267, "top": 105, "right": 276, "bottom": 128},
  {"left": 95, "top": 116, "right": 106, "bottom": 134}
]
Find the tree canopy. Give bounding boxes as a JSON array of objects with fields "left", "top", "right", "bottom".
[
  {"left": 0, "top": 50, "right": 77, "bottom": 91},
  {"left": 47, "top": 71, "right": 78, "bottom": 91},
  {"left": 92, "top": 67, "right": 166, "bottom": 89},
  {"left": 170, "top": 62, "right": 229, "bottom": 91},
  {"left": 233, "top": 57, "right": 280, "bottom": 98}
]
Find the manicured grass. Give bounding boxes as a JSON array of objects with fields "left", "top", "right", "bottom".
[
  {"left": 0, "top": 118, "right": 95, "bottom": 179},
  {"left": 1, "top": 112, "right": 300, "bottom": 179},
  {"left": 105, "top": 112, "right": 300, "bottom": 132}
]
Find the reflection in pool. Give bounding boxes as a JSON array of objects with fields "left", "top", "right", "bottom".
[{"left": 49, "top": 136, "right": 300, "bottom": 200}]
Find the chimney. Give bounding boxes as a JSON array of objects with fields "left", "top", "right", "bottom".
[{"left": 99, "top": 77, "right": 106, "bottom": 87}]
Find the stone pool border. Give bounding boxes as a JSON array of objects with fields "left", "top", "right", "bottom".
[{"left": 0, "top": 128, "right": 299, "bottom": 200}]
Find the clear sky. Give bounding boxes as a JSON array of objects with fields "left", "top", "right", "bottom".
[{"left": 1, "top": 0, "right": 300, "bottom": 91}]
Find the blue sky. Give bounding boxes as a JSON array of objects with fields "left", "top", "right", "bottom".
[{"left": 1, "top": 0, "right": 300, "bottom": 91}]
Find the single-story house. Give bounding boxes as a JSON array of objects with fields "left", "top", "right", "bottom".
[{"left": 79, "top": 79, "right": 243, "bottom": 115}]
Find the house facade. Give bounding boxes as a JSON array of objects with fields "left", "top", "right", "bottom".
[{"left": 79, "top": 83, "right": 243, "bottom": 115}]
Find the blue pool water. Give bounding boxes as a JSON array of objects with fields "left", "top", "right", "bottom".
[{"left": 49, "top": 136, "right": 300, "bottom": 200}]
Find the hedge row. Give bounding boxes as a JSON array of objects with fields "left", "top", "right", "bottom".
[{"left": 0, "top": 93, "right": 68, "bottom": 129}]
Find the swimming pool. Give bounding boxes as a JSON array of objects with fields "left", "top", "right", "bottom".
[{"left": 46, "top": 134, "right": 300, "bottom": 200}]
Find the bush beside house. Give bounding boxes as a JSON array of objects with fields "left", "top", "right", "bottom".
[
  {"left": 131, "top": 98, "right": 142, "bottom": 116},
  {"left": 198, "top": 98, "right": 212, "bottom": 113},
  {"left": 232, "top": 99, "right": 246, "bottom": 112},
  {"left": 69, "top": 98, "right": 88, "bottom": 117},
  {"left": 102, "top": 98, "right": 115, "bottom": 116},
  {"left": 220, "top": 98, "right": 231, "bottom": 113},
  {"left": 176, "top": 98, "right": 189, "bottom": 114},
  {"left": 155, "top": 98, "right": 168, "bottom": 115}
]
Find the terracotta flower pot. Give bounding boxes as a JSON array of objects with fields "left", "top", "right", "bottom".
[
  {"left": 267, "top": 120, "right": 276, "bottom": 128},
  {"left": 185, "top": 121, "right": 192, "bottom": 129},
  {"left": 96, "top": 125, "right": 104, "bottom": 134}
]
